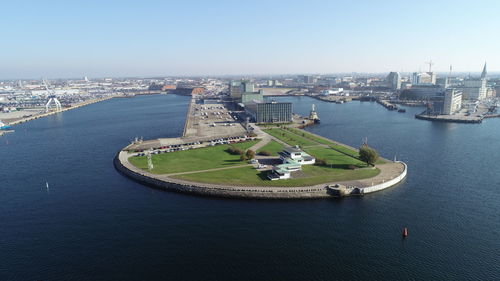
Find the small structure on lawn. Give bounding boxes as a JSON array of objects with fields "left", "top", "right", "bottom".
[{"left": 268, "top": 146, "right": 316, "bottom": 180}]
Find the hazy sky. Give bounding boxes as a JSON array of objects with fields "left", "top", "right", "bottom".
[{"left": 1, "top": 0, "right": 499, "bottom": 79}]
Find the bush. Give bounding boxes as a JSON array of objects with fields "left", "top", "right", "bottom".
[
  {"left": 227, "top": 146, "right": 244, "bottom": 155},
  {"left": 248, "top": 132, "right": 257, "bottom": 137},
  {"left": 246, "top": 149, "right": 255, "bottom": 159},
  {"left": 240, "top": 154, "right": 248, "bottom": 161},
  {"left": 258, "top": 150, "right": 272, "bottom": 156}
]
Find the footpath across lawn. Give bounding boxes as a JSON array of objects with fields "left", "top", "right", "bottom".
[{"left": 129, "top": 140, "right": 259, "bottom": 174}]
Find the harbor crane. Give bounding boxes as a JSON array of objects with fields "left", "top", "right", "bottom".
[{"left": 43, "top": 79, "right": 62, "bottom": 112}]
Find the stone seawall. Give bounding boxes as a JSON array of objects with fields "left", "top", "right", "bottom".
[
  {"left": 114, "top": 151, "right": 408, "bottom": 200},
  {"left": 114, "top": 153, "right": 331, "bottom": 199},
  {"left": 362, "top": 162, "right": 407, "bottom": 194}
]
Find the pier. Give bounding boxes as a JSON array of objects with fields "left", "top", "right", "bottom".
[
  {"left": 377, "top": 99, "right": 398, "bottom": 110},
  {"left": 5, "top": 96, "right": 115, "bottom": 127}
]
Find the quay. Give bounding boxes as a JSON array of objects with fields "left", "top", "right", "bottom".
[
  {"left": 5, "top": 96, "right": 115, "bottom": 127},
  {"left": 415, "top": 113, "right": 483, "bottom": 123}
]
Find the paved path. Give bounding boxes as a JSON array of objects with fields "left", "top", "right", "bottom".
[
  {"left": 248, "top": 123, "right": 290, "bottom": 152},
  {"left": 164, "top": 164, "right": 252, "bottom": 176},
  {"left": 119, "top": 151, "right": 404, "bottom": 189}
]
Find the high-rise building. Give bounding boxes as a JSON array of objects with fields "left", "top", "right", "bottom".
[{"left": 387, "top": 72, "right": 401, "bottom": 90}]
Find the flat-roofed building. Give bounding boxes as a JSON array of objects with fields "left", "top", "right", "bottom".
[
  {"left": 245, "top": 101, "right": 292, "bottom": 123},
  {"left": 268, "top": 147, "right": 315, "bottom": 180}
]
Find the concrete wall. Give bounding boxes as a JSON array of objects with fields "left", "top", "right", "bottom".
[
  {"left": 115, "top": 152, "right": 407, "bottom": 200},
  {"left": 362, "top": 162, "right": 407, "bottom": 194}
]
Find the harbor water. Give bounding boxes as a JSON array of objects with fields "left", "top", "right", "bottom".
[{"left": 1, "top": 95, "right": 499, "bottom": 280}]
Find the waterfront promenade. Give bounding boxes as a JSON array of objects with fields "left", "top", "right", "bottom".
[{"left": 115, "top": 150, "right": 406, "bottom": 199}]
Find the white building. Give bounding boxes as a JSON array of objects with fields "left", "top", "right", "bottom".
[
  {"left": 460, "top": 63, "right": 488, "bottom": 101},
  {"left": 321, "top": 88, "right": 344, "bottom": 95},
  {"left": 268, "top": 147, "right": 316, "bottom": 180},
  {"left": 443, "top": 89, "right": 462, "bottom": 115}
]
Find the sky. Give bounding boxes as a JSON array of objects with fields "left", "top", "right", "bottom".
[{"left": 1, "top": 0, "right": 499, "bottom": 79}]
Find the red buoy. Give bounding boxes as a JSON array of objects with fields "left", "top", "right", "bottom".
[{"left": 402, "top": 227, "right": 408, "bottom": 238}]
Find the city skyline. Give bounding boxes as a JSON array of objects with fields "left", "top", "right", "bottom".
[{"left": 1, "top": 0, "right": 499, "bottom": 79}]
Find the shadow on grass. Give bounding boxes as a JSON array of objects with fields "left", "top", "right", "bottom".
[
  {"left": 222, "top": 159, "right": 245, "bottom": 165},
  {"left": 317, "top": 163, "right": 365, "bottom": 169},
  {"left": 257, "top": 171, "right": 271, "bottom": 181}
]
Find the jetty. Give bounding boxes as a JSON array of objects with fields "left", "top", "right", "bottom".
[
  {"left": 377, "top": 99, "right": 398, "bottom": 110},
  {"left": 116, "top": 96, "right": 407, "bottom": 200}
]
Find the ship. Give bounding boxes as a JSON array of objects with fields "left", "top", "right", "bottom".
[
  {"left": 309, "top": 104, "right": 320, "bottom": 123},
  {"left": 0, "top": 120, "right": 11, "bottom": 130}
]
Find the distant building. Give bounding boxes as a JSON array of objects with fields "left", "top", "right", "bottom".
[
  {"left": 403, "top": 84, "right": 444, "bottom": 99},
  {"left": 443, "top": 89, "right": 462, "bottom": 115},
  {"left": 387, "top": 72, "right": 401, "bottom": 90},
  {"left": 321, "top": 88, "right": 344, "bottom": 95},
  {"left": 459, "top": 63, "right": 487, "bottom": 101},
  {"left": 244, "top": 101, "right": 292, "bottom": 123},
  {"left": 241, "top": 90, "right": 264, "bottom": 103},
  {"left": 170, "top": 87, "right": 204, "bottom": 96},
  {"left": 162, "top": 84, "right": 177, "bottom": 91},
  {"left": 412, "top": 72, "right": 436, "bottom": 85},
  {"left": 229, "top": 81, "right": 263, "bottom": 103},
  {"left": 298, "top": 75, "right": 315, "bottom": 84},
  {"left": 436, "top": 77, "right": 449, "bottom": 89},
  {"left": 229, "top": 81, "right": 245, "bottom": 100}
]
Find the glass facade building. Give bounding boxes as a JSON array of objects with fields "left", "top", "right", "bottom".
[{"left": 246, "top": 102, "right": 292, "bottom": 123}]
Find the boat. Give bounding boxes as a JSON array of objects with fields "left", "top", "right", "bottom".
[
  {"left": 402, "top": 227, "right": 408, "bottom": 238},
  {"left": 398, "top": 108, "right": 406, "bottom": 113},
  {"left": 309, "top": 104, "right": 321, "bottom": 123},
  {"left": 0, "top": 120, "right": 11, "bottom": 130}
]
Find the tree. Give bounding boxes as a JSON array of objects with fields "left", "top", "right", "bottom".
[
  {"left": 240, "top": 154, "right": 248, "bottom": 161},
  {"left": 359, "top": 145, "right": 379, "bottom": 167},
  {"left": 246, "top": 149, "right": 255, "bottom": 159}
]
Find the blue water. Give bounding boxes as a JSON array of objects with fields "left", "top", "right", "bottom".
[{"left": 1, "top": 95, "right": 498, "bottom": 280}]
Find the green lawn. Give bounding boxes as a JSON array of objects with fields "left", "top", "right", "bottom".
[
  {"left": 263, "top": 128, "right": 317, "bottom": 147},
  {"left": 265, "top": 127, "right": 386, "bottom": 165},
  {"left": 304, "top": 147, "right": 366, "bottom": 168},
  {"left": 285, "top": 127, "right": 334, "bottom": 145},
  {"left": 128, "top": 140, "right": 259, "bottom": 174},
  {"left": 257, "top": 140, "right": 285, "bottom": 156},
  {"left": 172, "top": 165, "right": 380, "bottom": 187}
]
